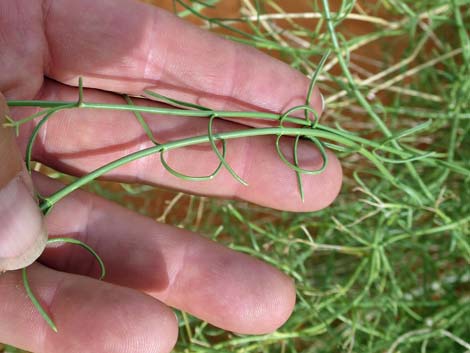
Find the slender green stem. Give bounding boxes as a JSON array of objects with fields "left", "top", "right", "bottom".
[
  {"left": 293, "top": 136, "right": 304, "bottom": 202},
  {"left": 321, "top": 0, "right": 434, "bottom": 203},
  {"left": 46, "top": 238, "right": 106, "bottom": 280},
  {"left": 22, "top": 268, "right": 58, "bottom": 333},
  {"left": 42, "top": 126, "right": 348, "bottom": 212},
  {"left": 7, "top": 98, "right": 465, "bottom": 214},
  {"left": 22, "top": 237, "right": 107, "bottom": 332},
  {"left": 7, "top": 100, "right": 311, "bottom": 126},
  {"left": 124, "top": 95, "right": 160, "bottom": 145},
  {"left": 384, "top": 215, "right": 470, "bottom": 247},
  {"left": 36, "top": 120, "right": 467, "bottom": 214},
  {"left": 25, "top": 104, "right": 76, "bottom": 171},
  {"left": 8, "top": 95, "right": 468, "bottom": 216},
  {"left": 208, "top": 115, "right": 248, "bottom": 186},
  {"left": 8, "top": 99, "right": 452, "bottom": 159}
]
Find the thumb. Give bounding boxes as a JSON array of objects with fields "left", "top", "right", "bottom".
[{"left": 0, "top": 92, "right": 47, "bottom": 272}]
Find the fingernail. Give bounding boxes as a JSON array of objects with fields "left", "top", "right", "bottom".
[{"left": 0, "top": 173, "right": 47, "bottom": 271}]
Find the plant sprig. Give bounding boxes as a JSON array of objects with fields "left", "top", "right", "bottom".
[
  {"left": 4, "top": 47, "right": 468, "bottom": 333},
  {"left": 22, "top": 237, "right": 106, "bottom": 333}
]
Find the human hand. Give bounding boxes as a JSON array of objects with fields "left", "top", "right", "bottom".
[
  {"left": 0, "top": 95, "right": 47, "bottom": 272},
  {"left": 0, "top": 0, "right": 342, "bottom": 352}
]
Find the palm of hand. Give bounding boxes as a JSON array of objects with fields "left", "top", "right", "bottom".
[{"left": 0, "top": 1, "right": 341, "bottom": 352}]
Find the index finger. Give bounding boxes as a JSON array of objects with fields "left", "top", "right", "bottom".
[{"left": 44, "top": 0, "right": 323, "bottom": 117}]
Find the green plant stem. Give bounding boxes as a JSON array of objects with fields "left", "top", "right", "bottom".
[
  {"left": 22, "top": 237, "right": 107, "bottom": 333},
  {"left": 6, "top": 99, "right": 468, "bottom": 213},
  {"left": 7, "top": 99, "right": 311, "bottom": 126},
  {"left": 320, "top": 0, "right": 434, "bottom": 203},
  {"left": 36, "top": 126, "right": 363, "bottom": 212},
  {"left": 36, "top": 123, "right": 467, "bottom": 215},
  {"left": 22, "top": 268, "right": 58, "bottom": 333},
  {"left": 5, "top": 100, "right": 453, "bottom": 161},
  {"left": 46, "top": 238, "right": 106, "bottom": 280}
]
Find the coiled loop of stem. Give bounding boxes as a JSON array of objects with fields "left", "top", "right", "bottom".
[
  {"left": 160, "top": 138, "right": 228, "bottom": 181},
  {"left": 275, "top": 104, "right": 328, "bottom": 201}
]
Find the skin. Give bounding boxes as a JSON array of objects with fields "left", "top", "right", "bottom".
[{"left": 0, "top": 0, "right": 342, "bottom": 352}]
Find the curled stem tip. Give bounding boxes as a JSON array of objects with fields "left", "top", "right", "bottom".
[
  {"left": 22, "top": 237, "right": 106, "bottom": 332},
  {"left": 208, "top": 115, "right": 249, "bottom": 186},
  {"left": 22, "top": 268, "right": 58, "bottom": 333}
]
